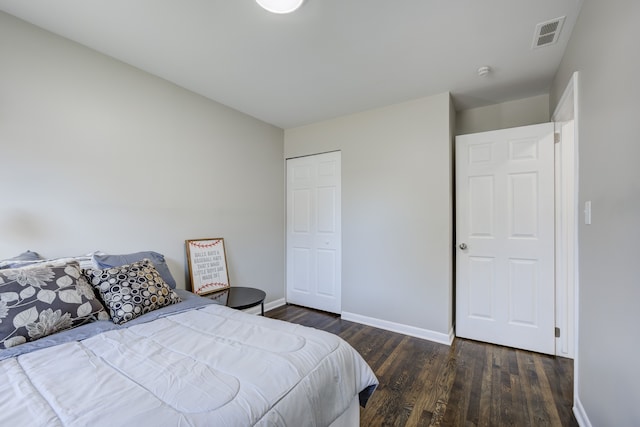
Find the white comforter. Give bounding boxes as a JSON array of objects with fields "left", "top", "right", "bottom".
[{"left": 0, "top": 304, "right": 377, "bottom": 426}]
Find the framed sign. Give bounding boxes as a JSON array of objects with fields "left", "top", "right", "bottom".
[{"left": 186, "top": 238, "right": 230, "bottom": 296}]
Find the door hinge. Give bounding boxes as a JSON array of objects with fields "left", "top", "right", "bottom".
[
  {"left": 555, "top": 327, "right": 561, "bottom": 338},
  {"left": 554, "top": 132, "right": 561, "bottom": 144}
]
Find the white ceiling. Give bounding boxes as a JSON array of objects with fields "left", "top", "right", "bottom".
[{"left": 0, "top": 0, "right": 583, "bottom": 129}]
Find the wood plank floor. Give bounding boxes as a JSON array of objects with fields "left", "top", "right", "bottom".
[{"left": 266, "top": 304, "right": 577, "bottom": 427}]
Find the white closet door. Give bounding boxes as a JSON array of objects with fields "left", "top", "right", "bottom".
[{"left": 286, "top": 152, "right": 341, "bottom": 314}]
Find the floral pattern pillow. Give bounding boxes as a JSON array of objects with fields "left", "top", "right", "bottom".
[
  {"left": 0, "top": 262, "right": 109, "bottom": 349},
  {"left": 85, "top": 259, "right": 181, "bottom": 325}
]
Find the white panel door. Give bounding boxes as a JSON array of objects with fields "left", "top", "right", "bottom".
[
  {"left": 456, "top": 123, "right": 555, "bottom": 355},
  {"left": 286, "top": 152, "right": 341, "bottom": 314}
]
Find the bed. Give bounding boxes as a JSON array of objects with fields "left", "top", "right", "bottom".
[{"left": 0, "top": 251, "right": 378, "bottom": 426}]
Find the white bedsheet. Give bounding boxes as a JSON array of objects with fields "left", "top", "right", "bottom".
[{"left": 0, "top": 304, "right": 377, "bottom": 426}]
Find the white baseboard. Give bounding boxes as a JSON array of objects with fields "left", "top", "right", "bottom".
[
  {"left": 573, "top": 396, "right": 592, "bottom": 427},
  {"left": 341, "top": 311, "right": 454, "bottom": 346},
  {"left": 243, "top": 298, "right": 286, "bottom": 315}
]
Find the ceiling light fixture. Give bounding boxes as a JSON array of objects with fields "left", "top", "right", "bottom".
[{"left": 256, "top": 0, "right": 305, "bottom": 14}]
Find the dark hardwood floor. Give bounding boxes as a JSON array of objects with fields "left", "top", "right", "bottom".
[{"left": 266, "top": 304, "right": 577, "bottom": 427}]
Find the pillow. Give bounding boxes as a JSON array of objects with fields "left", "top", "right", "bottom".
[
  {"left": 0, "top": 250, "right": 44, "bottom": 269},
  {"left": 0, "top": 262, "right": 109, "bottom": 349},
  {"left": 39, "top": 253, "right": 100, "bottom": 270},
  {"left": 93, "top": 251, "right": 177, "bottom": 289},
  {"left": 85, "top": 259, "right": 181, "bottom": 325},
  {"left": 3, "top": 252, "right": 104, "bottom": 271}
]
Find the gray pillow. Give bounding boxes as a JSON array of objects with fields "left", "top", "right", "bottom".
[
  {"left": 0, "top": 261, "right": 109, "bottom": 349},
  {"left": 85, "top": 259, "right": 182, "bottom": 325},
  {"left": 0, "top": 250, "right": 43, "bottom": 269},
  {"left": 93, "top": 251, "right": 177, "bottom": 289}
]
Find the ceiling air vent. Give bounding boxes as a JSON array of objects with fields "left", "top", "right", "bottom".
[{"left": 532, "top": 16, "right": 566, "bottom": 49}]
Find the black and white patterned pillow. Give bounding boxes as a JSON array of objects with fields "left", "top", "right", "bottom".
[
  {"left": 85, "top": 259, "right": 181, "bottom": 325},
  {"left": 0, "top": 262, "right": 109, "bottom": 349}
]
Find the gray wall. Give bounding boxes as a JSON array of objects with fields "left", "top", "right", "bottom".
[
  {"left": 456, "top": 94, "right": 550, "bottom": 135},
  {"left": 285, "top": 94, "right": 453, "bottom": 335},
  {"left": 0, "top": 13, "right": 286, "bottom": 302},
  {"left": 551, "top": 1, "right": 640, "bottom": 425}
]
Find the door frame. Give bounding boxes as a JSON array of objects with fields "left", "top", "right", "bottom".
[
  {"left": 552, "top": 72, "right": 580, "bottom": 416},
  {"left": 552, "top": 71, "right": 579, "bottom": 360}
]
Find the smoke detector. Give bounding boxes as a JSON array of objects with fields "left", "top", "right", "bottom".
[
  {"left": 532, "top": 16, "right": 566, "bottom": 48},
  {"left": 477, "top": 66, "right": 491, "bottom": 77}
]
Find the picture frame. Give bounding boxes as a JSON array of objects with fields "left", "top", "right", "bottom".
[{"left": 185, "top": 238, "right": 230, "bottom": 296}]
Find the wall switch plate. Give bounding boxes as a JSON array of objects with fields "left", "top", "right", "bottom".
[{"left": 584, "top": 201, "right": 592, "bottom": 225}]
